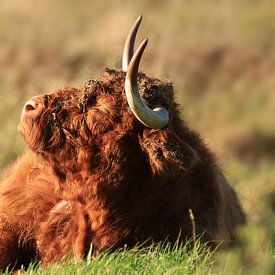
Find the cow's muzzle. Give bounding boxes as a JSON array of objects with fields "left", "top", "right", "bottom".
[{"left": 21, "top": 97, "right": 43, "bottom": 122}]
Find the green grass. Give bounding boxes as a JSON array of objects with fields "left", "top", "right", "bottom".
[
  {"left": 4, "top": 242, "right": 215, "bottom": 275},
  {"left": 3, "top": 230, "right": 274, "bottom": 274}
]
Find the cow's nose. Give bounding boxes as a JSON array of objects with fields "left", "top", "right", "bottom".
[{"left": 23, "top": 100, "right": 41, "bottom": 113}]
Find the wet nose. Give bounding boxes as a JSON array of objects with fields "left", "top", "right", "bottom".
[{"left": 23, "top": 100, "right": 41, "bottom": 113}]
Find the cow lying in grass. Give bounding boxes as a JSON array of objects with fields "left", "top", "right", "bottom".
[{"left": 0, "top": 16, "right": 245, "bottom": 270}]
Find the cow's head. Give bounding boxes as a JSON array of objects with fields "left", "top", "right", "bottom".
[{"left": 18, "top": 16, "right": 199, "bottom": 181}]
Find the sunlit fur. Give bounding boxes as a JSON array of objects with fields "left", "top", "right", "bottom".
[{"left": 0, "top": 69, "right": 245, "bottom": 270}]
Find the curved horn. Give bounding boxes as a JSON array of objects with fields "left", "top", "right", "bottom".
[
  {"left": 125, "top": 39, "right": 169, "bottom": 129},
  {"left": 122, "top": 15, "right": 142, "bottom": 72}
]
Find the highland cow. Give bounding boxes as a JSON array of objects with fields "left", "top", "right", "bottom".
[{"left": 0, "top": 16, "right": 245, "bottom": 270}]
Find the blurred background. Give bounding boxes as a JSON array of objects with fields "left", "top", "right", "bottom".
[{"left": 0, "top": 0, "right": 274, "bottom": 253}]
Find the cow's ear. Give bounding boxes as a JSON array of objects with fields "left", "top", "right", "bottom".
[{"left": 139, "top": 129, "right": 200, "bottom": 176}]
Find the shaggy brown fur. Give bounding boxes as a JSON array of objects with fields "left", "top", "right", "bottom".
[{"left": 0, "top": 69, "right": 245, "bottom": 270}]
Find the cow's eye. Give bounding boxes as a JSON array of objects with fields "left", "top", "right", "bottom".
[{"left": 87, "top": 95, "right": 97, "bottom": 106}]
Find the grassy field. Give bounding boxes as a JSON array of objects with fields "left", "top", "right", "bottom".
[
  {"left": 2, "top": 242, "right": 216, "bottom": 274},
  {"left": 0, "top": 0, "right": 275, "bottom": 274}
]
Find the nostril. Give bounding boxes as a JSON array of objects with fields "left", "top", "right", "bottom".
[
  {"left": 23, "top": 100, "right": 40, "bottom": 113},
  {"left": 25, "top": 104, "right": 35, "bottom": 112}
]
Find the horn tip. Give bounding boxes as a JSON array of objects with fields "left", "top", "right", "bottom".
[
  {"left": 137, "top": 15, "right": 142, "bottom": 22},
  {"left": 142, "top": 38, "right": 149, "bottom": 47}
]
